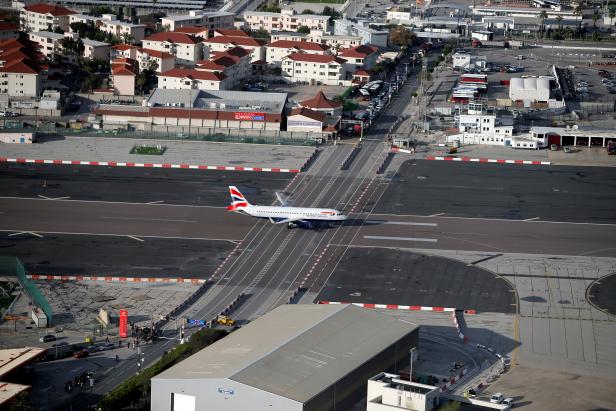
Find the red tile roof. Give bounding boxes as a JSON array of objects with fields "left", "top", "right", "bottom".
[
  {"left": 159, "top": 68, "right": 226, "bottom": 81},
  {"left": 0, "top": 37, "right": 43, "bottom": 74},
  {"left": 112, "top": 66, "right": 136, "bottom": 76},
  {"left": 338, "top": 44, "right": 378, "bottom": 58},
  {"left": 204, "top": 35, "right": 266, "bottom": 47},
  {"left": 299, "top": 90, "right": 342, "bottom": 110},
  {"left": 0, "top": 59, "right": 40, "bottom": 74},
  {"left": 210, "top": 46, "right": 249, "bottom": 59},
  {"left": 289, "top": 107, "right": 326, "bottom": 122},
  {"left": 353, "top": 69, "right": 370, "bottom": 76},
  {"left": 0, "top": 22, "right": 19, "bottom": 31},
  {"left": 24, "top": 3, "right": 75, "bottom": 16},
  {"left": 111, "top": 57, "right": 138, "bottom": 75},
  {"left": 111, "top": 44, "right": 138, "bottom": 51},
  {"left": 139, "top": 48, "right": 174, "bottom": 59},
  {"left": 268, "top": 40, "right": 329, "bottom": 52},
  {"left": 174, "top": 26, "right": 209, "bottom": 36},
  {"left": 144, "top": 32, "right": 201, "bottom": 45},
  {"left": 285, "top": 53, "right": 345, "bottom": 64}
]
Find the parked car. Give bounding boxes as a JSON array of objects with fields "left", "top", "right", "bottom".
[
  {"left": 563, "top": 146, "right": 571, "bottom": 153},
  {"left": 490, "top": 393, "right": 504, "bottom": 404},
  {"left": 503, "top": 397, "right": 515, "bottom": 407},
  {"left": 39, "top": 334, "right": 56, "bottom": 343},
  {"left": 550, "top": 144, "right": 558, "bottom": 151},
  {"left": 97, "top": 342, "right": 115, "bottom": 351},
  {"left": 73, "top": 349, "right": 89, "bottom": 359}
]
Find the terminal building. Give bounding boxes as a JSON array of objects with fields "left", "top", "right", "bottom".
[
  {"left": 93, "top": 89, "right": 287, "bottom": 131},
  {"left": 151, "top": 304, "right": 419, "bottom": 411}
]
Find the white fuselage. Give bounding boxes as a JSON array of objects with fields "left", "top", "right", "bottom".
[{"left": 239, "top": 205, "right": 347, "bottom": 221}]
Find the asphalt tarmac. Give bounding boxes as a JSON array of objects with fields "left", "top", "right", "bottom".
[
  {"left": 316, "top": 248, "right": 515, "bottom": 313},
  {"left": 0, "top": 164, "right": 292, "bottom": 206},
  {"left": 587, "top": 272, "right": 616, "bottom": 316},
  {"left": 375, "top": 160, "right": 616, "bottom": 224}
]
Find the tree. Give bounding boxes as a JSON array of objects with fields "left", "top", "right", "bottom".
[
  {"left": 321, "top": 6, "right": 341, "bottom": 19},
  {"left": 388, "top": 25, "right": 415, "bottom": 47},
  {"left": 555, "top": 15, "right": 563, "bottom": 34},
  {"left": 592, "top": 10, "right": 601, "bottom": 32},
  {"left": 121, "top": 32, "right": 134, "bottom": 44},
  {"left": 8, "top": 392, "right": 35, "bottom": 411},
  {"left": 81, "top": 74, "right": 101, "bottom": 93},
  {"left": 53, "top": 26, "right": 64, "bottom": 34},
  {"left": 297, "top": 25, "right": 310, "bottom": 34},
  {"left": 574, "top": 4, "right": 583, "bottom": 35},
  {"left": 89, "top": 5, "right": 114, "bottom": 16},
  {"left": 301, "top": 9, "right": 315, "bottom": 15},
  {"left": 539, "top": 10, "right": 548, "bottom": 38}
]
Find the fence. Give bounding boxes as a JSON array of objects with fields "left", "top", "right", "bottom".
[
  {"left": 1, "top": 124, "right": 322, "bottom": 147},
  {"left": 0, "top": 256, "right": 53, "bottom": 324}
]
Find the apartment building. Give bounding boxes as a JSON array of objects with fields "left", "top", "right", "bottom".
[
  {"left": 28, "top": 31, "right": 64, "bottom": 59},
  {"left": 110, "top": 44, "right": 139, "bottom": 60},
  {"left": 0, "top": 38, "right": 43, "bottom": 97},
  {"left": 265, "top": 40, "right": 330, "bottom": 67},
  {"left": 174, "top": 26, "right": 210, "bottom": 39},
  {"left": 203, "top": 34, "right": 266, "bottom": 62},
  {"left": 338, "top": 44, "right": 378, "bottom": 72},
  {"left": 243, "top": 9, "right": 330, "bottom": 33},
  {"left": 270, "top": 31, "right": 362, "bottom": 49},
  {"left": 281, "top": 53, "right": 347, "bottom": 85},
  {"left": 0, "top": 22, "right": 20, "bottom": 40},
  {"left": 111, "top": 57, "right": 137, "bottom": 96},
  {"left": 158, "top": 68, "right": 227, "bottom": 91},
  {"left": 82, "top": 38, "right": 109, "bottom": 60},
  {"left": 196, "top": 46, "right": 251, "bottom": 88},
  {"left": 142, "top": 32, "right": 206, "bottom": 65},
  {"left": 69, "top": 14, "right": 146, "bottom": 43},
  {"left": 386, "top": 7, "right": 413, "bottom": 24},
  {"left": 136, "top": 48, "right": 175, "bottom": 73},
  {"left": 160, "top": 10, "right": 235, "bottom": 32},
  {"left": 20, "top": 3, "right": 75, "bottom": 33}
]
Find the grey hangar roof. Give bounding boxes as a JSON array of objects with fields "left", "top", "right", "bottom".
[{"left": 153, "top": 304, "right": 419, "bottom": 403}]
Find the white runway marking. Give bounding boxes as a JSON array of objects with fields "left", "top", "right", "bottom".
[
  {"left": 127, "top": 235, "right": 144, "bottom": 242},
  {"left": 146, "top": 200, "right": 165, "bottom": 204},
  {"left": 8, "top": 231, "right": 43, "bottom": 238},
  {"left": 524, "top": 217, "right": 540, "bottom": 221},
  {"left": 365, "top": 220, "right": 438, "bottom": 227},
  {"left": 0, "top": 229, "right": 238, "bottom": 242},
  {"left": 37, "top": 195, "right": 71, "bottom": 200},
  {"left": 364, "top": 235, "right": 438, "bottom": 243},
  {"left": 100, "top": 216, "right": 198, "bottom": 223}
]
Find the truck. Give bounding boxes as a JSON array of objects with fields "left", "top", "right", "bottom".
[
  {"left": 216, "top": 315, "right": 236, "bottom": 326},
  {"left": 607, "top": 141, "right": 616, "bottom": 155}
]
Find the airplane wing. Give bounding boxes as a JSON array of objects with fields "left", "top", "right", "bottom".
[
  {"left": 268, "top": 217, "right": 305, "bottom": 225},
  {"left": 275, "top": 192, "right": 290, "bottom": 207}
]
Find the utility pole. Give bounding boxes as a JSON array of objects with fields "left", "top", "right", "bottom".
[{"left": 417, "top": 53, "right": 429, "bottom": 132}]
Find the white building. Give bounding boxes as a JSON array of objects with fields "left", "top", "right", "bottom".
[
  {"left": 203, "top": 34, "right": 266, "bottom": 62},
  {"left": 270, "top": 31, "right": 363, "bottom": 50},
  {"left": 287, "top": 107, "right": 326, "bottom": 133},
  {"left": 0, "top": 59, "right": 42, "bottom": 97},
  {"left": 338, "top": 44, "right": 379, "bottom": 73},
  {"left": 509, "top": 77, "right": 551, "bottom": 104},
  {"left": 136, "top": 48, "right": 175, "bottom": 73},
  {"left": 386, "top": 7, "right": 413, "bottom": 24},
  {"left": 158, "top": 68, "right": 227, "bottom": 91},
  {"left": 367, "top": 373, "right": 440, "bottom": 411},
  {"left": 142, "top": 32, "right": 206, "bottom": 65},
  {"left": 20, "top": 3, "right": 75, "bottom": 33},
  {"left": 28, "top": 31, "right": 64, "bottom": 59},
  {"left": 69, "top": 14, "right": 146, "bottom": 43},
  {"left": 299, "top": 90, "right": 343, "bottom": 117},
  {"left": 160, "top": 10, "right": 235, "bottom": 32},
  {"left": 243, "top": 9, "right": 330, "bottom": 33},
  {"left": 82, "top": 38, "right": 109, "bottom": 60},
  {"left": 196, "top": 46, "right": 252, "bottom": 89},
  {"left": 334, "top": 19, "right": 388, "bottom": 48},
  {"left": 109, "top": 44, "right": 139, "bottom": 60},
  {"left": 452, "top": 51, "right": 486, "bottom": 69},
  {"left": 453, "top": 103, "right": 515, "bottom": 146},
  {"left": 281, "top": 53, "right": 347, "bottom": 85},
  {"left": 266, "top": 40, "right": 330, "bottom": 67}
]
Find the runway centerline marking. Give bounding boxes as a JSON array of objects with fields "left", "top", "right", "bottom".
[
  {"left": 100, "top": 216, "right": 198, "bottom": 223},
  {"left": 363, "top": 235, "right": 438, "bottom": 243},
  {"left": 365, "top": 220, "right": 438, "bottom": 227}
]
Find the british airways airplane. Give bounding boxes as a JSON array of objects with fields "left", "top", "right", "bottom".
[{"left": 226, "top": 186, "right": 347, "bottom": 229}]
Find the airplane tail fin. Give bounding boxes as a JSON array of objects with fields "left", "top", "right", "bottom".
[{"left": 227, "top": 186, "right": 251, "bottom": 211}]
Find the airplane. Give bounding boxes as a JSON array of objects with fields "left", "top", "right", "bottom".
[{"left": 226, "top": 186, "right": 347, "bottom": 229}]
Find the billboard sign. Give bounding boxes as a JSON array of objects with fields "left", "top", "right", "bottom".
[
  {"left": 234, "top": 112, "right": 265, "bottom": 121},
  {"left": 119, "top": 309, "right": 128, "bottom": 338}
]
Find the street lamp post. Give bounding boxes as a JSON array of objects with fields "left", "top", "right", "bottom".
[{"left": 409, "top": 347, "right": 417, "bottom": 382}]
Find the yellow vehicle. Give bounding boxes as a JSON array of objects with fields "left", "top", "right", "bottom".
[
  {"left": 85, "top": 335, "right": 96, "bottom": 344},
  {"left": 216, "top": 315, "right": 236, "bottom": 326}
]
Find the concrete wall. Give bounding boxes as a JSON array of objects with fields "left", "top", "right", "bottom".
[
  {"left": 151, "top": 378, "right": 302, "bottom": 411},
  {"left": 0, "top": 132, "right": 35, "bottom": 143}
]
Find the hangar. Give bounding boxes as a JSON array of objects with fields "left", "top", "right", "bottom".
[{"left": 151, "top": 304, "right": 419, "bottom": 411}]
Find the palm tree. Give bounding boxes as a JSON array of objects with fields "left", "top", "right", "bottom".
[
  {"left": 539, "top": 10, "right": 548, "bottom": 38},
  {"left": 121, "top": 32, "right": 134, "bottom": 45},
  {"left": 556, "top": 15, "right": 564, "bottom": 34},
  {"left": 574, "top": 4, "right": 583, "bottom": 37},
  {"left": 592, "top": 10, "right": 601, "bottom": 32}
]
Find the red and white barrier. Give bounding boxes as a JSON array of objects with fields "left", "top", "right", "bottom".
[
  {"left": 426, "top": 156, "right": 550, "bottom": 166},
  {"left": 440, "top": 367, "right": 469, "bottom": 392},
  {"left": 0, "top": 157, "right": 300, "bottom": 173},
  {"left": 318, "top": 301, "right": 457, "bottom": 312},
  {"left": 28, "top": 274, "right": 205, "bottom": 284}
]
